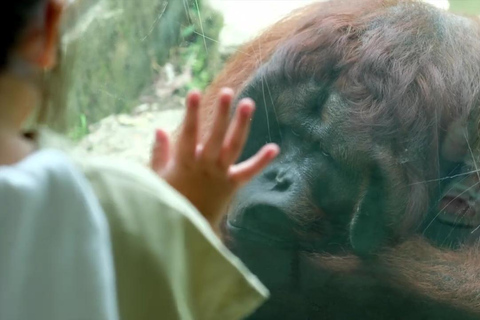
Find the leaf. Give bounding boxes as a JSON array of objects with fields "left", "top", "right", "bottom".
[{"left": 181, "top": 25, "right": 195, "bottom": 38}]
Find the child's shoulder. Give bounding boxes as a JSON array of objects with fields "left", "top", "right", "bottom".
[
  {"left": 0, "top": 147, "right": 90, "bottom": 203},
  {"left": 76, "top": 153, "right": 190, "bottom": 212},
  {"left": 35, "top": 127, "right": 164, "bottom": 193},
  {"left": 35, "top": 126, "right": 204, "bottom": 225}
]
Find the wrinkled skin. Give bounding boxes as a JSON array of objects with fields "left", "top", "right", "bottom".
[{"left": 224, "top": 65, "right": 479, "bottom": 320}]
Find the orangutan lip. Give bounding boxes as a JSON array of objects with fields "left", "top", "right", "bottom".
[
  {"left": 439, "top": 196, "right": 472, "bottom": 216},
  {"left": 437, "top": 195, "right": 479, "bottom": 228},
  {"left": 226, "top": 221, "right": 326, "bottom": 252},
  {"left": 226, "top": 220, "right": 295, "bottom": 248},
  {"left": 437, "top": 220, "right": 475, "bottom": 229}
]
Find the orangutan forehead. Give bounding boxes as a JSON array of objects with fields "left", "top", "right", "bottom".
[
  {"left": 241, "top": 68, "right": 353, "bottom": 132},
  {"left": 270, "top": 0, "right": 479, "bottom": 85},
  {"left": 240, "top": 69, "right": 326, "bottom": 115}
]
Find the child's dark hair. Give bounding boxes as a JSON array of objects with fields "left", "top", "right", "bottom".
[{"left": 0, "top": 1, "right": 46, "bottom": 70}]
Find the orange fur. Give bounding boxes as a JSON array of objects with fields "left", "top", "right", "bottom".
[{"left": 188, "top": 0, "right": 480, "bottom": 316}]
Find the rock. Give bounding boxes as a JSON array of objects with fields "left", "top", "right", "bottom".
[{"left": 75, "top": 108, "right": 185, "bottom": 165}]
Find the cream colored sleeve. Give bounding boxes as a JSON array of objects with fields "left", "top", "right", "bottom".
[{"left": 76, "top": 156, "right": 269, "bottom": 320}]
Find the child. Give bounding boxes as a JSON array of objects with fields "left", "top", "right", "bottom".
[{"left": 0, "top": 1, "right": 279, "bottom": 320}]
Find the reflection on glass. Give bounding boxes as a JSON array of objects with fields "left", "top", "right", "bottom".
[{"left": 54, "top": 0, "right": 480, "bottom": 319}]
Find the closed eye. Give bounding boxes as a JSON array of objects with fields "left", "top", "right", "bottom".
[{"left": 322, "top": 151, "right": 331, "bottom": 158}]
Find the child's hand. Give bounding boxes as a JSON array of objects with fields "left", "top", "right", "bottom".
[{"left": 151, "top": 88, "right": 279, "bottom": 229}]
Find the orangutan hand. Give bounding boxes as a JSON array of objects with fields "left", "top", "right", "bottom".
[{"left": 150, "top": 88, "right": 280, "bottom": 229}]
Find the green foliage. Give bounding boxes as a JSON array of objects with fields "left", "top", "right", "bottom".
[
  {"left": 450, "top": 0, "right": 480, "bottom": 15},
  {"left": 62, "top": 0, "right": 223, "bottom": 141},
  {"left": 173, "top": 1, "right": 224, "bottom": 93},
  {"left": 68, "top": 113, "right": 89, "bottom": 141},
  {"left": 181, "top": 25, "right": 196, "bottom": 38}
]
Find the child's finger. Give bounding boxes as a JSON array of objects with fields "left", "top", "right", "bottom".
[
  {"left": 195, "top": 144, "right": 204, "bottom": 158},
  {"left": 220, "top": 98, "right": 255, "bottom": 167},
  {"left": 201, "top": 88, "right": 234, "bottom": 164},
  {"left": 151, "top": 129, "right": 171, "bottom": 173},
  {"left": 228, "top": 143, "right": 280, "bottom": 185},
  {"left": 177, "top": 90, "right": 201, "bottom": 160}
]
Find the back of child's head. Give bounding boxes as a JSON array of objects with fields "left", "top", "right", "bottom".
[{"left": 0, "top": 1, "right": 46, "bottom": 70}]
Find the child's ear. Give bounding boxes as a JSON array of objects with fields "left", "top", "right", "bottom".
[
  {"left": 16, "top": 0, "right": 64, "bottom": 70},
  {"left": 39, "top": 0, "right": 64, "bottom": 69}
]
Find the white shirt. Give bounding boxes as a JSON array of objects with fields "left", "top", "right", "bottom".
[
  {"left": 77, "top": 155, "right": 270, "bottom": 320},
  {"left": 0, "top": 149, "right": 118, "bottom": 320}
]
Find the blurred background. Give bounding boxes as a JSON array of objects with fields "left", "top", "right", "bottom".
[{"left": 45, "top": 0, "right": 479, "bottom": 163}]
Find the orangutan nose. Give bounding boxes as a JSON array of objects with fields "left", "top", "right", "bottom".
[{"left": 264, "top": 167, "right": 294, "bottom": 191}]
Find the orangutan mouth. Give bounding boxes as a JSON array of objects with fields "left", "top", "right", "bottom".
[{"left": 438, "top": 195, "right": 478, "bottom": 228}]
